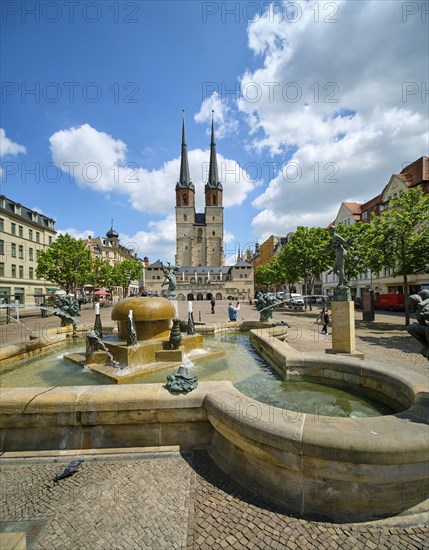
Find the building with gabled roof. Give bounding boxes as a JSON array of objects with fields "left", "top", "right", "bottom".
[{"left": 322, "top": 156, "right": 429, "bottom": 298}]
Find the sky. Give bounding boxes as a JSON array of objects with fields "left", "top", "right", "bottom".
[{"left": 1, "top": 0, "right": 428, "bottom": 264}]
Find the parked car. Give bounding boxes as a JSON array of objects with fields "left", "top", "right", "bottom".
[
  {"left": 288, "top": 293, "right": 305, "bottom": 309},
  {"left": 374, "top": 293, "right": 405, "bottom": 311},
  {"left": 303, "top": 295, "right": 330, "bottom": 305}
]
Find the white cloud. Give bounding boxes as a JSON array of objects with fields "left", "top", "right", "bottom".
[
  {"left": 0, "top": 129, "right": 26, "bottom": 157},
  {"left": 240, "top": 0, "right": 428, "bottom": 237},
  {"left": 57, "top": 228, "right": 95, "bottom": 240},
  {"left": 194, "top": 92, "right": 239, "bottom": 139},
  {"left": 49, "top": 123, "right": 260, "bottom": 215},
  {"left": 118, "top": 216, "right": 176, "bottom": 263}
]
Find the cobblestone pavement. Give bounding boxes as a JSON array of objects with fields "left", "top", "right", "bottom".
[{"left": 1, "top": 451, "right": 428, "bottom": 550}]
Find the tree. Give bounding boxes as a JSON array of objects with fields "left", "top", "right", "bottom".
[
  {"left": 278, "top": 226, "right": 331, "bottom": 309},
  {"left": 36, "top": 234, "right": 92, "bottom": 294},
  {"left": 87, "top": 258, "right": 114, "bottom": 290},
  {"left": 364, "top": 187, "right": 429, "bottom": 324},
  {"left": 255, "top": 259, "right": 283, "bottom": 292},
  {"left": 112, "top": 259, "right": 143, "bottom": 298}
]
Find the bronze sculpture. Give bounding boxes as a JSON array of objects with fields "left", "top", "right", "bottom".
[
  {"left": 406, "top": 290, "right": 429, "bottom": 360},
  {"left": 321, "top": 225, "right": 352, "bottom": 301}
]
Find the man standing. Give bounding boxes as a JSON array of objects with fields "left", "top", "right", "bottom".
[{"left": 211, "top": 298, "right": 216, "bottom": 314}]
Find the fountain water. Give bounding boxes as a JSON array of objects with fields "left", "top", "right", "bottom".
[
  {"left": 4, "top": 314, "right": 37, "bottom": 339},
  {"left": 64, "top": 296, "right": 224, "bottom": 383}
]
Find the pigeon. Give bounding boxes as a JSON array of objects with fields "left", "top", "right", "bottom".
[{"left": 53, "top": 459, "right": 84, "bottom": 482}]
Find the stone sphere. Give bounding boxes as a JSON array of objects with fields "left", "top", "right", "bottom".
[
  {"left": 111, "top": 297, "right": 175, "bottom": 341},
  {"left": 111, "top": 297, "right": 175, "bottom": 322}
]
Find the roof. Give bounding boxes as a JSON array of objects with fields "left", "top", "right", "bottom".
[
  {"left": 0, "top": 195, "right": 56, "bottom": 230},
  {"left": 232, "top": 260, "right": 253, "bottom": 267},
  {"left": 343, "top": 202, "right": 362, "bottom": 215},
  {"left": 399, "top": 156, "right": 429, "bottom": 186}
]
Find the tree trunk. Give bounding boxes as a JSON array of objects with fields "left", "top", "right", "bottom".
[{"left": 403, "top": 273, "right": 410, "bottom": 325}]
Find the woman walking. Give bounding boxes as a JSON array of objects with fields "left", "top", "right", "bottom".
[{"left": 320, "top": 307, "right": 330, "bottom": 335}]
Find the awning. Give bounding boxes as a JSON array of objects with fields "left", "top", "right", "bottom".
[{"left": 46, "top": 287, "right": 60, "bottom": 291}]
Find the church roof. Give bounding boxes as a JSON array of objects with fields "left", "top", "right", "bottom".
[
  {"left": 176, "top": 113, "right": 194, "bottom": 190},
  {"left": 233, "top": 259, "right": 253, "bottom": 267},
  {"left": 206, "top": 113, "right": 223, "bottom": 191}
]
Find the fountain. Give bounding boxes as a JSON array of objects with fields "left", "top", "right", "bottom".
[
  {"left": 64, "top": 296, "right": 224, "bottom": 383},
  {"left": 0, "top": 296, "right": 427, "bottom": 523}
]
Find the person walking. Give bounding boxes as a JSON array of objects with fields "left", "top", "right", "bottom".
[
  {"left": 228, "top": 302, "right": 240, "bottom": 321},
  {"left": 211, "top": 298, "right": 216, "bottom": 314},
  {"left": 320, "top": 306, "right": 330, "bottom": 335}
]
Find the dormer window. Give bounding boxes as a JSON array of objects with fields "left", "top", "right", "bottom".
[{"left": 15, "top": 204, "right": 21, "bottom": 215}]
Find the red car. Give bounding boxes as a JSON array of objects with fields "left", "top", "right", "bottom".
[{"left": 374, "top": 293, "right": 405, "bottom": 311}]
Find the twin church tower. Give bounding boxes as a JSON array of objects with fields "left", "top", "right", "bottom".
[{"left": 175, "top": 113, "right": 224, "bottom": 267}]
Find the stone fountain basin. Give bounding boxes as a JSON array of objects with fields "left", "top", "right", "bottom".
[{"left": 0, "top": 328, "right": 428, "bottom": 523}]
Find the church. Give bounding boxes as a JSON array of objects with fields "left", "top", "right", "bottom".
[{"left": 145, "top": 115, "right": 254, "bottom": 302}]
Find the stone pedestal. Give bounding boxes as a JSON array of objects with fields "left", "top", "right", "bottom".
[{"left": 331, "top": 301, "right": 364, "bottom": 358}]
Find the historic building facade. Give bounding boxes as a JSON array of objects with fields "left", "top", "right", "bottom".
[
  {"left": 175, "top": 115, "right": 224, "bottom": 267},
  {"left": 322, "top": 156, "right": 429, "bottom": 298},
  {"left": 84, "top": 224, "right": 143, "bottom": 295},
  {"left": 145, "top": 116, "right": 254, "bottom": 301},
  {"left": 0, "top": 195, "right": 57, "bottom": 304}
]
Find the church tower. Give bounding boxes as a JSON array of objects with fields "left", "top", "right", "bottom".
[
  {"left": 175, "top": 112, "right": 224, "bottom": 267},
  {"left": 175, "top": 112, "right": 195, "bottom": 266},
  {"left": 204, "top": 112, "right": 224, "bottom": 266}
]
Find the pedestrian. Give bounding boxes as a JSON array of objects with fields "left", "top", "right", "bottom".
[
  {"left": 228, "top": 302, "right": 240, "bottom": 321},
  {"left": 319, "top": 306, "right": 330, "bottom": 335},
  {"left": 211, "top": 298, "right": 216, "bottom": 314}
]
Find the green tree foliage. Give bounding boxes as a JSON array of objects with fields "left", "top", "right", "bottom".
[
  {"left": 364, "top": 187, "right": 429, "bottom": 324},
  {"left": 255, "top": 257, "right": 284, "bottom": 291},
  {"left": 36, "top": 234, "right": 92, "bottom": 294},
  {"left": 87, "top": 258, "right": 114, "bottom": 290},
  {"left": 112, "top": 259, "right": 143, "bottom": 298},
  {"left": 278, "top": 226, "right": 331, "bottom": 303}
]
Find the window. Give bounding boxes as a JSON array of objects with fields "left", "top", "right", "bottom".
[
  {"left": 212, "top": 194, "right": 217, "bottom": 205},
  {"left": 29, "top": 248, "right": 33, "bottom": 261},
  {"left": 29, "top": 229, "right": 33, "bottom": 240},
  {"left": 11, "top": 264, "right": 16, "bottom": 277},
  {"left": 0, "top": 197, "right": 4, "bottom": 208},
  {"left": 36, "top": 250, "right": 41, "bottom": 260},
  {"left": 11, "top": 223, "right": 16, "bottom": 235},
  {"left": 49, "top": 236, "right": 52, "bottom": 245},
  {"left": 182, "top": 194, "right": 187, "bottom": 206},
  {"left": 0, "top": 240, "right": 4, "bottom": 254},
  {"left": 212, "top": 231, "right": 215, "bottom": 236},
  {"left": 0, "top": 218, "right": 3, "bottom": 231},
  {"left": 11, "top": 243, "right": 16, "bottom": 257},
  {"left": 19, "top": 266, "right": 23, "bottom": 278},
  {"left": 36, "top": 232, "right": 40, "bottom": 243},
  {"left": 15, "top": 205, "right": 21, "bottom": 215},
  {"left": 18, "top": 245, "right": 24, "bottom": 259},
  {"left": 0, "top": 263, "right": 4, "bottom": 277},
  {"left": 184, "top": 214, "right": 187, "bottom": 221},
  {"left": 18, "top": 225, "right": 23, "bottom": 237},
  {"left": 29, "top": 267, "right": 34, "bottom": 279}
]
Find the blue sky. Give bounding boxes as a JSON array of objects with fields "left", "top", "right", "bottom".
[{"left": 1, "top": 0, "right": 428, "bottom": 264}]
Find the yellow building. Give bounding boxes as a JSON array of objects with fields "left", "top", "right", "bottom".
[{"left": 0, "top": 195, "right": 57, "bottom": 304}]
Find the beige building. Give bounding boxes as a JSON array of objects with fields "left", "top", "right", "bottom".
[
  {"left": 84, "top": 225, "right": 142, "bottom": 295},
  {"left": 0, "top": 195, "right": 57, "bottom": 304},
  {"left": 322, "top": 156, "right": 429, "bottom": 298},
  {"left": 145, "top": 260, "right": 254, "bottom": 302}
]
